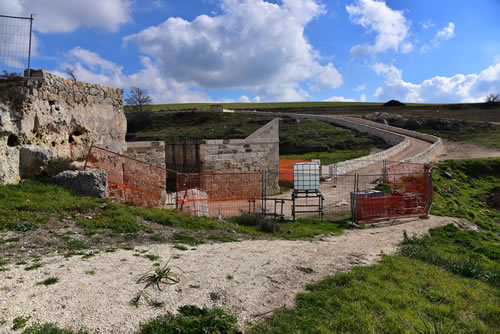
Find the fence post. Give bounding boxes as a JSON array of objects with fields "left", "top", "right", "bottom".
[
  {"left": 27, "top": 14, "right": 33, "bottom": 78},
  {"left": 261, "top": 170, "right": 265, "bottom": 215},
  {"left": 351, "top": 174, "right": 358, "bottom": 223},
  {"left": 382, "top": 160, "right": 386, "bottom": 183}
]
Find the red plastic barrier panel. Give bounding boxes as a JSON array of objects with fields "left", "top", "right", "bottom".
[
  {"left": 279, "top": 158, "right": 311, "bottom": 182},
  {"left": 85, "top": 145, "right": 167, "bottom": 207},
  {"left": 355, "top": 167, "right": 432, "bottom": 223},
  {"left": 176, "top": 172, "right": 262, "bottom": 217}
]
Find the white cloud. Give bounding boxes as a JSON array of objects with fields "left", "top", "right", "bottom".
[
  {"left": 373, "top": 61, "right": 500, "bottom": 103},
  {"left": 1, "top": 0, "right": 132, "bottom": 33},
  {"left": 435, "top": 22, "right": 455, "bottom": 42},
  {"left": 420, "top": 20, "right": 434, "bottom": 30},
  {"left": 346, "top": 0, "right": 412, "bottom": 56},
  {"left": 360, "top": 93, "right": 367, "bottom": 102},
  {"left": 56, "top": 47, "right": 211, "bottom": 103},
  {"left": 124, "top": 0, "right": 342, "bottom": 101},
  {"left": 354, "top": 84, "right": 366, "bottom": 91},
  {"left": 420, "top": 22, "right": 456, "bottom": 53},
  {"left": 238, "top": 95, "right": 251, "bottom": 103},
  {"left": 323, "top": 96, "right": 356, "bottom": 102}
]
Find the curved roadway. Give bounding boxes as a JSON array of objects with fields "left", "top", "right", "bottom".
[{"left": 265, "top": 113, "right": 434, "bottom": 219}]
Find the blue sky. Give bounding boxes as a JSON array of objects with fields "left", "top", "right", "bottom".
[{"left": 1, "top": 0, "right": 500, "bottom": 104}]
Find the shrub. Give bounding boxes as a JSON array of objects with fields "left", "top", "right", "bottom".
[
  {"left": 235, "top": 213, "right": 280, "bottom": 233},
  {"left": 22, "top": 322, "right": 89, "bottom": 334},
  {"left": 138, "top": 305, "right": 241, "bottom": 334},
  {"left": 127, "top": 111, "right": 153, "bottom": 133}
]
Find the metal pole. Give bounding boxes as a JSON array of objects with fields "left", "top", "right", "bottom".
[
  {"left": 352, "top": 174, "right": 358, "bottom": 223},
  {"left": 261, "top": 171, "right": 265, "bottom": 215},
  {"left": 27, "top": 14, "right": 33, "bottom": 78}
]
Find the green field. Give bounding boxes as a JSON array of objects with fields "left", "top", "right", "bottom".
[
  {"left": 125, "top": 101, "right": 500, "bottom": 123},
  {"left": 124, "top": 101, "right": 384, "bottom": 113},
  {"left": 127, "top": 111, "right": 389, "bottom": 163}
]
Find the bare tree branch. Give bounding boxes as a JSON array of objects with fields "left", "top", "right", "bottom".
[
  {"left": 125, "top": 87, "right": 153, "bottom": 112},
  {"left": 485, "top": 93, "right": 499, "bottom": 103},
  {"left": 65, "top": 68, "right": 77, "bottom": 82}
]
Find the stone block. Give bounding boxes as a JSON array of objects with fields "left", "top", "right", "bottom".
[{"left": 54, "top": 169, "right": 108, "bottom": 198}]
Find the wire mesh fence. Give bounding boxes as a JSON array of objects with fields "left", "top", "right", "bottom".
[
  {"left": 353, "top": 170, "right": 432, "bottom": 223},
  {"left": 0, "top": 14, "right": 33, "bottom": 77},
  {"left": 176, "top": 172, "right": 262, "bottom": 217},
  {"left": 83, "top": 149, "right": 433, "bottom": 224},
  {"left": 264, "top": 171, "right": 356, "bottom": 220},
  {"left": 84, "top": 145, "right": 168, "bottom": 207}
]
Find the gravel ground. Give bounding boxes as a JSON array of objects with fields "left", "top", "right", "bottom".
[
  {"left": 437, "top": 139, "right": 500, "bottom": 160},
  {"left": 0, "top": 215, "right": 459, "bottom": 333}
]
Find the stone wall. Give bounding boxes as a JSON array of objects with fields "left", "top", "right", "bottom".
[
  {"left": 236, "top": 111, "right": 445, "bottom": 175},
  {"left": 339, "top": 116, "right": 444, "bottom": 163},
  {"left": 126, "top": 118, "right": 280, "bottom": 194},
  {"left": 0, "top": 69, "right": 127, "bottom": 184},
  {"left": 125, "top": 141, "right": 166, "bottom": 168},
  {"left": 200, "top": 118, "right": 279, "bottom": 173},
  {"left": 237, "top": 111, "right": 410, "bottom": 175}
]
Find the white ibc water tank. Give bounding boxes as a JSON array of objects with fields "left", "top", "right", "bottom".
[{"left": 294, "top": 162, "right": 320, "bottom": 191}]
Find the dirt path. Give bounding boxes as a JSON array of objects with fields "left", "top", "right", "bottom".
[
  {"left": 0, "top": 216, "right": 458, "bottom": 333},
  {"left": 273, "top": 135, "right": 431, "bottom": 219},
  {"left": 437, "top": 139, "right": 500, "bottom": 160}
]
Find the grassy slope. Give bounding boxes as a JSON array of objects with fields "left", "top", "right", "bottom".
[
  {"left": 125, "top": 101, "right": 500, "bottom": 122},
  {"left": 431, "top": 158, "right": 500, "bottom": 233},
  {"left": 250, "top": 158, "right": 500, "bottom": 333},
  {"left": 0, "top": 179, "right": 350, "bottom": 266},
  {"left": 8, "top": 159, "right": 500, "bottom": 333},
  {"left": 128, "top": 101, "right": 500, "bottom": 149},
  {"left": 124, "top": 101, "right": 383, "bottom": 112},
  {"left": 128, "top": 112, "right": 388, "bottom": 165}
]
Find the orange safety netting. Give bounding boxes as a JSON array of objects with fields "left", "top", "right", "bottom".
[
  {"left": 354, "top": 170, "right": 432, "bottom": 223},
  {"left": 176, "top": 172, "right": 262, "bottom": 217},
  {"left": 279, "top": 158, "right": 311, "bottom": 182},
  {"left": 84, "top": 145, "right": 167, "bottom": 207},
  {"left": 384, "top": 161, "right": 430, "bottom": 184}
]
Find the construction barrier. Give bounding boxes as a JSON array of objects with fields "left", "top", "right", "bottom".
[
  {"left": 354, "top": 169, "right": 432, "bottom": 223},
  {"left": 279, "top": 158, "right": 311, "bottom": 182},
  {"left": 84, "top": 145, "right": 167, "bottom": 207},
  {"left": 176, "top": 172, "right": 262, "bottom": 217}
]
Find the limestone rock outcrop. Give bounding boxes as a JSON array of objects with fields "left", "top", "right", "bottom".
[
  {"left": 0, "top": 70, "right": 127, "bottom": 184},
  {"left": 54, "top": 169, "right": 108, "bottom": 198}
]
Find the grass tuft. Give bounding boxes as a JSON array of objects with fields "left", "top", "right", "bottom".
[
  {"left": 137, "top": 260, "right": 179, "bottom": 291},
  {"left": 138, "top": 305, "right": 240, "bottom": 334},
  {"left": 22, "top": 322, "right": 89, "bottom": 333},
  {"left": 36, "top": 277, "right": 59, "bottom": 286}
]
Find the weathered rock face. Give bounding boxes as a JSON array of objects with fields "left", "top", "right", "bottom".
[
  {"left": 0, "top": 70, "right": 127, "bottom": 184},
  {"left": 54, "top": 169, "right": 108, "bottom": 198}
]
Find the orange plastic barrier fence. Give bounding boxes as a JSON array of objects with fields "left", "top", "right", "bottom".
[
  {"left": 354, "top": 171, "right": 432, "bottom": 223},
  {"left": 176, "top": 172, "right": 261, "bottom": 217},
  {"left": 384, "top": 161, "right": 430, "bottom": 184},
  {"left": 84, "top": 145, "right": 167, "bottom": 207},
  {"left": 279, "top": 158, "right": 311, "bottom": 182}
]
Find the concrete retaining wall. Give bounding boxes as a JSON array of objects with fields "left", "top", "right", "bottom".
[
  {"left": 237, "top": 111, "right": 411, "bottom": 175},
  {"left": 126, "top": 118, "right": 280, "bottom": 193},
  {"left": 340, "top": 116, "right": 444, "bottom": 163}
]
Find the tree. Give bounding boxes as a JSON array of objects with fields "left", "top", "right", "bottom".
[
  {"left": 125, "top": 87, "right": 153, "bottom": 112},
  {"left": 485, "top": 93, "right": 499, "bottom": 103},
  {"left": 65, "top": 68, "right": 77, "bottom": 81}
]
